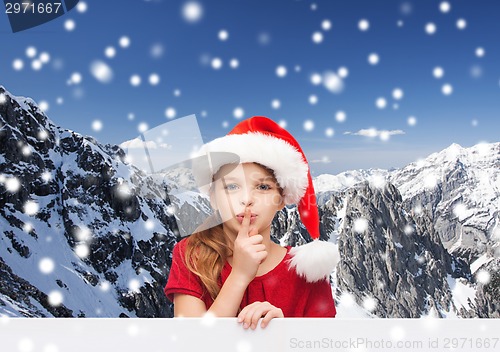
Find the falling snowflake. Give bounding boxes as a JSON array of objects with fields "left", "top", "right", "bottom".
[
  {"left": 22, "top": 222, "right": 33, "bottom": 233},
  {"left": 174, "top": 89, "right": 182, "bottom": 97},
  {"left": 32, "top": 59, "right": 42, "bottom": 71},
  {"left": 99, "top": 281, "right": 111, "bottom": 292},
  {"left": 233, "top": 107, "right": 245, "bottom": 119},
  {"left": 92, "top": 120, "right": 103, "bottom": 132},
  {"left": 48, "top": 291, "right": 64, "bottom": 306},
  {"left": 12, "top": 59, "right": 24, "bottom": 70},
  {"left": 368, "top": 53, "right": 379, "bottom": 65},
  {"left": 337, "top": 66, "right": 349, "bottom": 78},
  {"left": 26, "top": 46, "right": 37, "bottom": 58},
  {"left": 475, "top": 47, "right": 485, "bottom": 58},
  {"left": 211, "top": 57, "right": 223, "bottom": 70},
  {"left": 325, "top": 128, "right": 334, "bottom": 137},
  {"left": 308, "top": 95, "right": 318, "bottom": 105},
  {"left": 453, "top": 203, "right": 468, "bottom": 219},
  {"left": 442, "top": 83, "right": 453, "bottom": 95},
  {"left": 339, "top": 292, "right": 356, "bottom": 307},
  {"left": 229, "top": 58, "right": 239, "bottom": 69},
  {"left": 457, "top": 18, "right": 467, "bottom": 30},
  {"left": 376, "top": 97, "right": 387, "bottom": 109},
  {"left": 41, "top": 171, "right": 51, "bottom": 182},
  {"left": 119, "top": 36, "right": 131, "bottom": 48},
  {"left": 75, "top": 226, "right": 92, "bottom": 241},
  {"left": 130, "top": 75, "right": 141, "bottom": 86},
  {"left": 424, "top": 174, "right": 439, "bottom": 189},
  {"left": 150, "top": 43, "right": 164, "bottom": 58},
  {"left": 354, "top": 218, "right": 369, "bottom": 233},
  {"left": 440, "top": 2, "right": 451, "bottom": 13},
  {"left": 182, "top": 1, "right": 204, "bottom": 23},
  {"left": 39, "top": 257, "right": 55, "bottom": 274},
  {"left": 471, "top": 119, "right": 478, "bottom": 127},
  {"left": 90, "top": 60, "right": 113, "bottom": 83},
  {"left": 425, "top": 23, "right": 437, "bottom": 35},
  {"left": 404, "top": 224, "right": 415, "bottom": 235},
  {"left": 392, "top": 88, "right": 404, "bottom": 100},
  {"left": 64, "top": 19, "right": 76, "bottom": 31},
  {"left": 39, "top": 52, "right": 50, "bottom": 64},
  {"left": 127, "top": 324, "right": 140, "bottom": 337},
  {"left": 75, "top": 244, "right": 90, "bottom": 258},
  {"left": 76, "top": 1, "right": 87, "bottom": 13},
  {"left": 370, "top": 174, "right": 386, "bottom": 188},
  {"left": 303, "top": 120, "right": 314, "bottom": 132},
  {"left": 128, "top": 278, "right": 141, "bottom": 293},
  {"left": 145, "top": 219, "right": 155, "bottom": 231},
  {"left": 5, "top": 177, "right": 21, "bottom": 193},
  {"left": 310, "top": 73, "right": 322, "bottom": 85},
  {"left": 278, "top": 120, "right": 287, "bottom": 129},
  {"left": 165, "top": 107, "right": 176, "bottom": 119},
  {"left": 323, "top": 71, "right": 344, "bottom": 93},
  {"left": 322, "top": 19, "right": 332, "bottom": 31},
  {"left": 24, "top": 201, "right": 39, "bottom": 215},
  {"left": 335, "top": 111, "right": 346, "bottom": 122},
  {"left": 362, "top": 296, "right": 377, "bottom": 311},
  {"left": 433, "top": 66, "right": 444, "bottom": 79},
  {"left": 218, "top": 29, "right": 229, "bottom": 41},
  {"left": 105, "top": 47, "right": 116, "bottom": 58},
  {"left": 271, "top": 99, "right": 281, "bottom": 109},
  {"left": 476, "top": 270, "right": 491, "bottom": 284},
  {"left": 149, "top": 73, "right": 160, "bottom": 85},
  {"left": 358, "top": 19, "right": 370, "bottom": 31},
  {"left": 276, "top": 65, "right": 287, "bottom": 78},
  {"left": 200, "top": 311, "right": 217, "bottom": 327},
  {"left": 312, "top": 31, "right": 323, "bottom": 44}
]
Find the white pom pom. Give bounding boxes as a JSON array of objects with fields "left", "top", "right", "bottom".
[{"left": 288, "top": 240, "right": 339, "bottom": 282}]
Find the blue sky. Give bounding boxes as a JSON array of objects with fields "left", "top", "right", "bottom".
[{"left": 1, "top": 0, "right": 499, "bottom": 175}]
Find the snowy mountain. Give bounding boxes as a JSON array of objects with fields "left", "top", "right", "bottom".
[
  {"left": 0, "top": 86, "right": 179, "bottom": 317},
  {"left": 1, "top": 86, "right": 498, "bottom": 318},
  {"left": 313, "top": 143, "right": 500, "bottom": 318}
]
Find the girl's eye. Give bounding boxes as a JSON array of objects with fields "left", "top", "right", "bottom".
[
  {"left": 224, "top": 183, "right": 239, "bottom": 190},
  {"left": 257, "top": 183, "right": 271, "bottom": 191}
]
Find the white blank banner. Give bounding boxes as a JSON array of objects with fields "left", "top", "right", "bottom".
[{"left": 1, "top": 318, "right": 499, "bottom": 352}]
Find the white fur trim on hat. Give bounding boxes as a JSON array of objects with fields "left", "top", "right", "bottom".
[
  {"left": 197, "top": 132, "right": 309, "bottom": 205},
  {"left": 288, "top": 240, "right": 339, "bottom": 282}
]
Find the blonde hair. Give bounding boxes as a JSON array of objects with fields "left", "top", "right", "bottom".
[{"left": 183, "top": 162, "right": 283, "bottom": 300}]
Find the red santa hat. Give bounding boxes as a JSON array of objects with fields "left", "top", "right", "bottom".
[{"left": 196, "top": 116, "right": 339, "bottom": 282}]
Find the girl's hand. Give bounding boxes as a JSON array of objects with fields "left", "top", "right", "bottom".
[
  {"left": 237, "top": 301, "right": 284, "bottom": 329},
  {"left": 231, "top": 207, "right": 267, "bottom": 284}
]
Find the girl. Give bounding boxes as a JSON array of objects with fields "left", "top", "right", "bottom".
[{"left": 165, "top": 116, "right": 338, "bottom": 329}]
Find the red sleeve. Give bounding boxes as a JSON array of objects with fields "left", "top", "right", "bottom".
[
  {"left": 304, "top": 279, "right": 337, "bottom": 317},
  {"left": 164, "top": 239, "right": 204, "bottom": 303}
]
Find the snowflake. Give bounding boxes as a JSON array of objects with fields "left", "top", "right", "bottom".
[
  {"left": 433, "top": 66, "right": 444, "bottom": 79},
  {"left": 24, "top": 201, "right": 39, "bottom": 215},
  {"left": 456, "top": 18, "right": 467, "bottom": 30},
  {"left": 323, "top": 71, "right": 344, "bottom": 93},
  {"left": 276, "top": 65, "right": 287, "bottom": 78},
  {"left": 335, "top": 111, "right": 346, "bottom": 122},
  {"left": 308, "top": 95, "right": 318, "bottom": 105},
  {"left": 425, "top": 23, "right": 437, "bottom": 35},
  {"left": 211, "top": 57, "right": 223, "bottom": 70},
  {"left": 200, "top": 311, "right": 217, "bottom": 327},
  {"left": 229, "top": 58, "right": 239, "bottom": 69},
  {"left": 354, "top": 218, "right": 369, "bottom": 233},
  {"left": 26, "top": 46, "right": 37, "bottom": 58},
  {"left": 310, "top": 73, "right": 322, "bottom": 85},
  {"left": 39, "top": 257, "right": 55, "bottom": 274},
  {"left": 92, "top": 120, "right": 103, "bottom": 132},
  {"left": 90, "top": 60, "right": 113, "bottom": 83},
  {"left": 325, "top": 128, "right": 334, "bottom": 137},
  {"left": 5, "top": 177, "right": 21, "bottom": 193},
  {"left": 476, "top": 270, "right": 491, "bottom": 285},
  {"left": 312, "top": 31, "right": 323, "bottom": 44},
  {"left": 75, "top": 244, "right": 90, "bottom": 258},
  {"left": 368, "top": 53, "right": 379, "bottom": 65},
  {"left": 48, "top": 291, "right": 64, "bottom": 306},
  {"left": 12, "top": 58, "right": 24, "bottom": 70},
  {"left": 128, "top": 278, "right": 141, "bottom": 293},
  {"left": 442, "top": 83, "right": 453, "bottom": 95},
  {"left": 358, "top": 19, "right": 370, "bottom": 31},
  {"left": 76, "top": 1, "right": 87, "bottom": 13},
  {"left": 182, "top": 1, "right": 203, "bottom": 23},
  {"left": 376, "top": 97, "right": 387, "bottom": 109},
  {"left": 362, "top": 296, "right": 377, "bottom": 311},
  {"left": 303, "top": 120, "right": 314, "bottom": 132},
  {"left": 64, "top": 19, "right": 76, "bottom": 31},
  {"left": 408, "top": 116, "right": 417, "bottom": 126},
  {"left": 322, "top": 19, "right": 332, "bottom": 31},
  {"left": 271, "top": 99, "right": 281, "bottom": 109},
  {"left": 392, "top": 88, "right": 404, "bottom": 100},
  {"left": 218, "top": 29, "right": 229, "bottom": 41},
  {"left": 119, "top": 36, "right": 131, "bottom": 48},
  {"left": 337, "top": 66, "right": 349, "bottom": 78},
  {"left": 165, "top": 107, "right": 176, "bottom": 119},
  {"left": 440, "top": 2, "right": 451, "bottom": 13},
  {"left": 130, "top": 74, "right": 141, "bottom": 86}
]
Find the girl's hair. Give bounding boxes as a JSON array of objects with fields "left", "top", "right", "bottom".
[{"left": 182, "top": 162, "right": 283, "bottom": 300}]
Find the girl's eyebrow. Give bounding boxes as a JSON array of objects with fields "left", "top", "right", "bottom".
[{"left": 220, "top": 176, "right": 275, "bottom": 182}]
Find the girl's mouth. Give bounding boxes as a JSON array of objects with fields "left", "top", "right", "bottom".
[{"left": 236, "top": 215, "right": 257, "bottom": 224}]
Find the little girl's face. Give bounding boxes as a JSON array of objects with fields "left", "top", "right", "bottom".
[{"left": 211, "top": 162, "right": 284, "bottom": 237}]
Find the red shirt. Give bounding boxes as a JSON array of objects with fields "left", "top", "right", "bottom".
[{"left": 164, "top": 238, "right": 336, "bottom": 317}]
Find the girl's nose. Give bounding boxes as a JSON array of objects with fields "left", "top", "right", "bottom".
[{"left": 240, "top": 188, "right": 254, "bottom": 206}]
